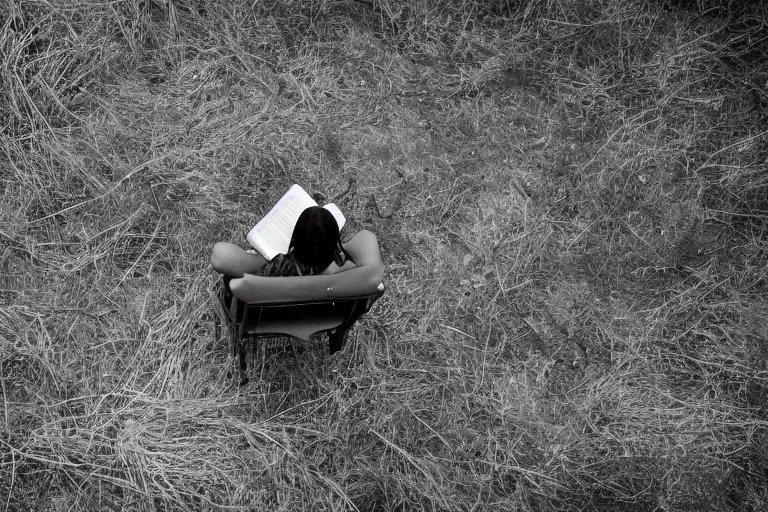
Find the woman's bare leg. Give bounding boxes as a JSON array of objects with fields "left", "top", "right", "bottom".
[{"left": 210, "top": 242, "right": 267, "bottom": 277}]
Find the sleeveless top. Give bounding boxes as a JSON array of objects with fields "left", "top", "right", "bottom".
[{"left": 255, "top": 217, "right": 359, "bottom": 277}]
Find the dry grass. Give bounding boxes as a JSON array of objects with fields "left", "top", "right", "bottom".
[{"left": 1, "top": 0, "right": 767, "bottom": 510}]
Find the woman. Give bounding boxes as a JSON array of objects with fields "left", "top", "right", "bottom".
[
  {"left": 211, "top": 206, "right": 366, "bottom": 279},
  {"left": 210, "top": 206, "right": 384, "bottom": 353}
]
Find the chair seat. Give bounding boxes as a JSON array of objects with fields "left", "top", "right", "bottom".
[
  {"left": 247, "top": 315, "right": 345, "bottom": 341},
  {"left": 243, "top": 303, "right": 347, "bottom": 342}
]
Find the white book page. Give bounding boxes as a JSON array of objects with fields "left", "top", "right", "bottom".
[
  {"left": 322, "top": 203, "right": 346, "bottom": 230},
  {"left": 246, "top": 184, "right": 317, "bottom": 260},
  {"left": 245, "top": 230, "right": 277, "bottom": 261}
]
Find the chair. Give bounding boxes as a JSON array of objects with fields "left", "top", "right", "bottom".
[{"left": 214, "top": 273, "right": 384, "bottom": 384}]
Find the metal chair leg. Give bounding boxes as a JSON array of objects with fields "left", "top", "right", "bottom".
[
  {"left": 239, "top": 340, "right": 249, "bottom": 386},
  {"left": 329, "top": 328, "right": 347, "bottom": 355},
  {"left": 229, "top": 321, "right": 238, "bottom": 359}
]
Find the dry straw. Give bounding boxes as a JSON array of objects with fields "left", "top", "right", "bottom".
[{"left": 1, "top": 0, "right": 767, "bottom": 510}]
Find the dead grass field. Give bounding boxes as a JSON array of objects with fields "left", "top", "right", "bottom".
[{"left": 1, "top": 0, "right": 767, "bottom": 510}]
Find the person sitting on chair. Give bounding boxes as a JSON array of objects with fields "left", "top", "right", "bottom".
[
  {"left": 210, "top": 205, "right": 377, "bottom": 279},
  {"left": 210, "top": 206, "right": 384, "bottom": 353}
]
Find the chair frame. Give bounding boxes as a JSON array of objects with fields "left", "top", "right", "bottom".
[{"left": 214, "top": 278, "right": 383, "bottom": 383}]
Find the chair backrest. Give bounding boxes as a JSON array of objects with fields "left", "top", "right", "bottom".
[
  {"left": 230, "top": 268, "right": 384, "bottom": 304},
  {"left": 223, "top": 272, "right": 385, "bottom": 342}
]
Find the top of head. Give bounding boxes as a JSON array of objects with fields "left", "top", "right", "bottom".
[{"left": 290, "top": 206, "right": 340, "bottom": 272}]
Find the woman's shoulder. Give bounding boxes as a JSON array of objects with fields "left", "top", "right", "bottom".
[{"left": 339, "top": 215, "right": 364, "bottom": 243}]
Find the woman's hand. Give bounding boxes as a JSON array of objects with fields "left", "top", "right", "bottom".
[{"left": 321, "top": 259, "right": 357, "bottom": 275}]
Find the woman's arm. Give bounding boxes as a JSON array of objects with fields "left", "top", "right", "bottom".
[
  {"left": 321, "top": 229, "right": 384, "bottom": 277},
  {"left": 339, "top": 230, "right": 384, "bottom": 284},
  {"left": 210, "top": 242, "right": 268, "bottom": 277},
  {"left": 229, "top": 230, "right": 385, "bottom": 302}
]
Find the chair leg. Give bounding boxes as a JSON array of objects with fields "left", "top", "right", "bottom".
[
  {"left": 328, "top": 328, "right": 347, "bottom": 355},
  {"left": 229, "top": 322, "right": 238, "bottom": 359},
  {"left": 238, "top": 336, "right": 249, "bottom": 386}
]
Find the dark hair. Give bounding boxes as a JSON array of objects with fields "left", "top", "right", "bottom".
[{"left": 289, "top": 206, "right": 341, "bottom": 273}]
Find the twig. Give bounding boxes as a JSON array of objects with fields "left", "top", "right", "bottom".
[
  {"left": 694, "top": 129, "right": 768, "bottom": 175},
  {"left": 706, "top": 208, "right": 768, "bottom": 221},
  {"left": 307, "top": 469, "right": 360, "bottom": 512},
  {"left": 440, "top": 324, "right": 475, "bottom": 341},
  {"left": 565, "top": 216, "right": 603, "bottom": 251},
  {"left": 623, "top": 220, "right": 663, "bottom": 261},
  {"left": 406, "top": 404, "right": 451, "bottom": 450}
]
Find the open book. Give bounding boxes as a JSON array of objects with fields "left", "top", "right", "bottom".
[{"left": 246, "top": 184, "right": 346, "bottom": 261}]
